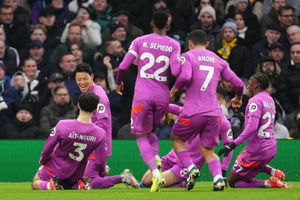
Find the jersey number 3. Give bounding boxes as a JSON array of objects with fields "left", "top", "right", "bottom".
[
  {"left": 140, "top": 52, "right": 170, "bottom": 81},
  {"left": 69, "top": 142, "right": 87, "bottom": 162}
]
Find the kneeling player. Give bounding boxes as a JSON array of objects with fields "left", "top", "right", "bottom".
[
  {"left": 32, "top": 92, "right": 107, "bottom": 190},
  {"left": 218, "top": 73, "right": 290, "bottom": 188}
]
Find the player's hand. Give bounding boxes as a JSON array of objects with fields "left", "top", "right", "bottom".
[
  {"left": 218, "top": 142, "right": 236, "bottom": 157},
  {"left": 170, "top": 87, "right": 179, "bottom": 101},
  {"left": 230, "top": 95, "right": 242, "bottom": 109},
  {"left": 115, "top": 82, "right": 124, "bottom": 95},
  {"left": 222, "top": 170, "right": 228, "bottom": 188}
]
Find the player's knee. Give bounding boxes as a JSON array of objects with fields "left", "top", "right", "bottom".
[
  {"left": 31, "top": 181, "right": 39, "bottom": 190},
  {"left": 141, "top": 172, "right": 152, "bottom": 187}
]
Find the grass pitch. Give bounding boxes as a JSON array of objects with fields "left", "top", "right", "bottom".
[{"left": 1, "top": 182, "right": 299, "bottom": 200}]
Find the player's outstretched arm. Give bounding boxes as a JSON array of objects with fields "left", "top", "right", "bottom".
[{"left": 39, "top": 127, "right": 60, "bottom": 164}]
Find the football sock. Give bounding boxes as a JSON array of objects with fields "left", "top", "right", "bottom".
[
  {"left": 91, "top": 175, "right": 122, "bottom": 189},
  {"left": 177, "top": 150, "right": 194, "bottom": 169},
  {"left": 235, "top": 180, "right": 265, "bottom": 188},
  {"left": 208, "top": 160, "right": 222, "bottom": 178},
  {"left": 261, "top": 164, "right": 276, "bottom": 176},
  {"left": 136, "top": 137, "right": 157, "bottom": 171},
  {"left": 152, "top": 169, "right": 160, "bottom": 177},
  {"left": 221, "top": 151, "right": 233, "bottom": 171},
  {"left": 40, "top": 181, "right": 49, "bottom": 190},
  {"left": 149, "top": 132, "right": 160, "bottom": 156}
]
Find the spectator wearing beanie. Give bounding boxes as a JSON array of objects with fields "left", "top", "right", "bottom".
[
  {"left": 216, "top": 19, "right": 252, "bottom": 79},
  {"left": 190, "top": 5, "right": 221, "bottom": 51},
  {"left": 0, "top": 103, "right": 41, "bottom": 139}
]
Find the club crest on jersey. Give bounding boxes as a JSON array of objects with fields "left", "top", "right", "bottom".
[
  {"left": 180, "top": 56, "right": 186, "bottom": 64},
  {"left": 97, "top": 103, "right": 105, "bottom": 114},
  {"left": 50, "top": 127, "right": 56, "bottom": 136},
  {"left": 249, "top": 103, "right": 258, "bottom": 112},
  {"left": 227, "top": 129, "right": 233, "bottom": 139}
]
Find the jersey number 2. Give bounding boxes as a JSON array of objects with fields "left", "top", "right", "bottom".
[
  {"left": 69, "top": 142, "right": 87, "bottom": 162},
  {"left": 140, "top": 52, "right": 170, "bottom": 81}
]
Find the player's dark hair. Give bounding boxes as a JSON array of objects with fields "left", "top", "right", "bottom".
[
  {"left": 187, "top": 30, "right": 207, "bottom": 45},
  {"left": 75, "top": 63, "right": 93, "bottom": 75},
  {"left": 152, "top": 10, "right": 169, "bottom": 30},
  {"left": 78, "top": 92, "right": 99, "bottom": 112},
  {"left": 251, "top": 73, "right": 270, "bottom": 90}
]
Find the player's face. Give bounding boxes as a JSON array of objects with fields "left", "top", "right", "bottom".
[
  {"left": 247, "top": 78, "right": 257, "bottom": 97},
  {"left": 76, "top": 72, "right": 94, "bottom": 93}
]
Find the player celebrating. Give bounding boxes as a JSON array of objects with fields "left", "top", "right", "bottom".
[
  {"left": 218, "top": 73, "right": 290, "bottom": 189},
  {"left": 32, "top": 92, "right": 106, "bottom": 190},
  {"left": 170, "top": 30, "right": 244, "bottom": 191},
  {"left": 115, "top": 10, "right": 181, "bottom": 192},
  {"left": 75, "top": 63, "right": 112, "bottom": 157},
  {"left": 140, "top": 102, "right": 234, "bottom": 188},
  {"left": 75, "top": 64, "right": 140, "bottom": 189}
]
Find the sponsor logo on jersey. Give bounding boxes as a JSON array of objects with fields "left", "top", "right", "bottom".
[
  {"left": 50, "top": 127, "right": 56, "bottom": 136},
  {"left": 180, "top": 56, "right": 186, "bottom": 64},
  {"left": 249, "top": 103, "right": 258, "bottom": 112},
  {"left": 226, "top": 129, "right": 233, "bottom": 139},
  {"left": 97, "top": 103, "right": 105, "bottom": 114}
]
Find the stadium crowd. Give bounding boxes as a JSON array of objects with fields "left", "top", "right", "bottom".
[{"left": 0, "top": 0, "right": 299, "bottom": 140}]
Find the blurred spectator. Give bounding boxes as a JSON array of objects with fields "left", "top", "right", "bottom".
[
  {"left": 226, "top": 0, "right": 263, "bottom": 21},
  {"left": 287, "top": 25, "right": 300, "bottom": 44},
  {"left": 277, "top": 42, "right": 300, "bottom": 130},
  {"left": 93, "top": 40, "right": 125, "bottom": 80},
  {"left": 10, "top": 71, "right": 25, "bottom": 100},
  {"left": 277, "top": 5, "right": 298, "bottom": 43},
  {"left": 260, "top": 0, "right": 286, "bottom": 34},
  {"left": 263, "top": 0, "right": 300, "bottom": 17},
  {"left": 0, "top": 103, "right": 41, "bottom": 139},
  {"left": 2, "top": 0, "right": 31, "bottom": 25},
  {"left": 50, "top": 23, "right": 96, "bottom": 66},
  {"left": 37, "top": 72, "right": 65, "bottom": 116},
  {"left": 30, "top": 24, "right": 47, "bottom": 46},
  {"left": 70, "top": 42, "right": 84, "bottom": 66},
  {"left": 39, "top": 85, "right": 77, "bottom": 138},
  {"left": 110, "top": 0, "right": 149, "bottom": 34},
  {"left": 0, "top": 39, "right": 19, "bottom": 77},
  {"left": 93, "top": 71, "right": 108, "bottom": 92},
  {"left": 87, "top": 0, "right": 112, "bottom": 34},
  {"left": 37, "top": 7, "right": 64, "bottom": 54},
  {"left": 268, "top": 42, "right": 288, "bottom": 70},
  {"left": 256, "top": 55, "right": 281, "bottom": 79},
  {"left": 234, "top": 11, "right": 258, "bottom": 49},
  {"left": 216, "top": 19, "right": 251, "bottom": 79},
  {"left": 225, "top": 0, "right": 260, "bottom": 33},
  {"left": 103, "top": 10, "right": 144, "bottom": 43},
  {"left": 52, "top": 54, "right": 81, "bottom": 101},
  {"left": 190, "top": 5, "right": 220, "bottom": 52},
  {"left": 0, "top": 61, "right": 21, "bottom": 128},
  {"left": 32, "top": 0, "right": 75, "bottom": 26},
  {"left": 0, "top": 5, "right": 29, "bottom": 52},
  {"left": 61, "top": 6, "right": 102, "bottom": 47},
  {"left": 251, "top": 23, "right": 282, "bottom": 70},
  {"left": 68, "top": 0, "right": 94, "bottom": 14}
]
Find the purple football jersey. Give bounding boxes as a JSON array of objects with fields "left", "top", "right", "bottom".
[
  {"left": 117, "top": 33, "right": 181, "bottom": 103},
  {"left": 220, "top": 111, "right": 233, "bottom": 145},
  {"left": 39, "top": 119, "right": 107, "bottom": 180},
  {"left": 234, "top": 91, "right": 277, "bottom": 160},
  {"left": 174, "top": 49, "right": 244, "bottom": 117},
  {"left": 90, "top": 84, "right": 112, "bottom": 156}
]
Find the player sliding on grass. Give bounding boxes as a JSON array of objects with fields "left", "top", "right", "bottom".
[
  {"left": 115, "top": 10, "right": 181, "bottom": 192},
  {"left": 170, "top": 30, "right": 244, "bottom": 191},
  {"left": 218, "top": 73, "right": 290, "bottom": 189},
  {"left": 140, "top": 101, "right": 235, "bottom": 188}
]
